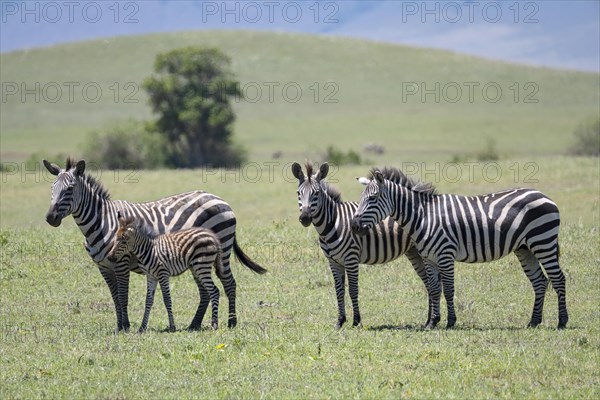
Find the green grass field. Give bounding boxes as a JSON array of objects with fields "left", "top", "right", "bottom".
[
  {"left": 1, "top": 158, "right": 599, "bottom": 398},
  {"left": 1, "top": 30, "right": 599, "bottom": 399}
]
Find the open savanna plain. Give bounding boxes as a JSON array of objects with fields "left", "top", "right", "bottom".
[
  {"left": 1, "top": 31, "right": 599, "bottom": 398},
  {"left": 1, "top": 157, "right": 599, "bottom": 399}
]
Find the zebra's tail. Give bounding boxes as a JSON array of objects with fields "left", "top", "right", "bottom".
[{"left": 233, "top": 238, "right": 268, "bottom": 274}]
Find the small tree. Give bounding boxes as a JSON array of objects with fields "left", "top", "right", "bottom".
[
  {"left": 143, "top": 47, "right": 246, "bottom": 168},
  {"left": 569, "top": 118, "right": 600, "bottom": 157}
]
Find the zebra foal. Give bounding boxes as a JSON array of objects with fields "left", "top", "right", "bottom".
[
  {"left": 108, "top": 212, "right": 224, "bottom": 332},
  {"left": 351, "top": 167, "right": 568, "bottom": 329}
]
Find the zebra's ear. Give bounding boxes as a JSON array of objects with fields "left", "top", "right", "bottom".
[
  {"left": 43, "top": 160, "right": 61, "bottom": 176},
  {"left": 291, "top": 162, "right": 304, "bottom": 182},
  {"left": 356, "top": 177, "right": 371, "bottom": 186},
  {"left": 374, "top": 170, "right": 385, "bottom": 185},
  {"left": 316, "top": 162, "right": 329, "bottom": 181},
  {"left": 74, "top": 160, "right": 86, "bottom": 176},
  {"left": 117, "top": 211, "right": 126, "bottom": 225}
]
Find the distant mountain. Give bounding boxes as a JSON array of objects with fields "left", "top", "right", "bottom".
[{"left": 1, "top": 0, "right": 598, "bottom": 71}]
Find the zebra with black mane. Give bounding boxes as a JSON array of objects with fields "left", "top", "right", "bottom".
[
  {"left": 43, "top": 158, "right": 267, "bottom": 332},
  {"left": 351, "top": 167, "right": 568, "bottom": 329},
  {"left": 292, "top": 162, "right": 434, "bottom": 328},
  {"left": 108, "top": 212, "right": 225, "bottom": 332}
]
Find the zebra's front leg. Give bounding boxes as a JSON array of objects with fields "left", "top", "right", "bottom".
[
  {"left": 99, "top": 267, "right": 123, "bottom": 333},
  {"left": 346, "top": 262, "right": 361, "bottom": 327},
  {"left": 438, "top": 258, "right": 457, "bottom": 329},
  {"left": 424, "top": 262, "right": 441, "bottom": 329},
  {"left": 115, "top": 263, "right": 131, "bottom": 332},
  {"left": 157, "top": 270, "right": 176, "bottom": 332},
  {"left": 329, "top": 261, "right": 347, "bottom": 329},
  {"left": 188, "top": 277, "right": 210, "bottom": 331},
  {"left": 139, "top": 276, "right": 158, "bottom": 333}
]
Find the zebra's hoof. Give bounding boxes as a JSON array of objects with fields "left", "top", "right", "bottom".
[
  {"left": 335, "top": 316, "right": 347, "bottom": 330},
  {"left": 424, "top": 316, "right": 441, "bottom": 330},
  {"left": 168, "top": 325, "right": 176, "bottom": 333},
  {"left": 211, "top": 322, "right": 218, "bottom": 330},
  {"left": 446, "top": 319, "right": 456, "bottom": 329},
  {"left": 557, "top": 318, "right": 568, "bottom": 330},
  {"left": 527, "top": 319, "right": 542, "bottom": 328},
  {"left": 187, "top": 325, "right": 201, "bottom": 332},
  {"left": 137, "top": 328, "right": 147, "bottom": 334},
  {"left": 227, "top": 317, "right": 237, "bottom": 329}
]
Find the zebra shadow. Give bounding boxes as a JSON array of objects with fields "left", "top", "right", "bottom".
[{"left": 366, "top": 323, "right": 578, "bottom": 332}]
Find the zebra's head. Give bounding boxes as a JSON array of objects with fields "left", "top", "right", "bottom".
[
  {"left": 291, "top": 162, "right": 329, "bottom": 227},
  {"left": 107, "top": 212, "right": 136, "bottom": 262},
  {"left": 351, "top": 169, "right": 390, "bottom": 236},
  {"left": 43, "top": 158, "right": 86, "bottom": 227}
]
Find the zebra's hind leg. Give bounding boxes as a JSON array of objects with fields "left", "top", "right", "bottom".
[
  {"left": 216, "top": 257, "right": 237, "bottom": 329},
  {"left": 196, "top": 263, "right": 220, "bottom": 330},
  {"left": 424, "top": 263, "right": 442, "bottom": 329},
  {"left": 188, "top": 277, "right": 210, "bottom": 331},
  {"left": 529, "top": 245, "right": 568, "bottom": 329},
  {"left": 405, "top": 248, "right": 433, "bottom": 328},
  {"left": 329, "top": 262, "right": 347, "bottom": 329},
  {"left": 515, "top": 248, "right": 548, "bottom": 328}
]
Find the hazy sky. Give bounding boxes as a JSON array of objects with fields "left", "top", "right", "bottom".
[{"left": 1, "top": 0, "right": 598, "bottom": 71}]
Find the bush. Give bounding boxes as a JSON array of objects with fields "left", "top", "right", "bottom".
[
  {"left": 325, "top": 145, "right": 362, "bottom": 166},
  {"left": 476, "top": 137, "right": 500, "bottom": 161},
  {"left": 82, "top": 119, "right": 168, "bottom": 169},
  {"left": 569, "top": 118, "right": 600, "bottom": 157}
]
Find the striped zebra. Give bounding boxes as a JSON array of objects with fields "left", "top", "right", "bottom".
[
  {"left": 108, "top": 212, "right": 224, "bottom": 332},
  {"left": 350, "top": 167, "right": 568, "bottom": 329},
  {"left": 43, "top": 158, "right": 267, "bottom": 332},
  {"left": 292, "top": 162, "right": 433, "bottom": 328}
]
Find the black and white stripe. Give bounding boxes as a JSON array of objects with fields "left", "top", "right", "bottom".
[
  {"left": 43, "top": 158, "right": 266, "bottom": 332},
  {"left": 108, "top": 213, "right": 225, "bottom": 332},
  {"left": 292, "top": 162, "right": 431, "bottom": 328},
  {"left": 351, "top": 167, "right": 568, "bottom": 329}
]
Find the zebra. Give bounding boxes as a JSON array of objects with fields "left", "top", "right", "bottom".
[
  {"left": 350, "top": 167, "right": 568, "bottom": 329},
  {"left": 43, "top": 158, "right": 267, "bottom": 332},
  {"left": 108, "top": 212, "right": 224, "bottom": 332},
  {"left": 292, "top": 162, "right": 433, "bottom": 329}
]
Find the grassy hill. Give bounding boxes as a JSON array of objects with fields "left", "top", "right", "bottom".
[{"left": 2, "top": 30, "right": 599, "bottom": 163}]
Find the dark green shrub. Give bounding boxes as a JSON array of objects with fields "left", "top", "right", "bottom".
[{"left": 569, "top": 118, "right": 600, "bottom": 157}]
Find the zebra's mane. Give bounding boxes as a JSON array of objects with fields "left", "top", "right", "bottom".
[
  {"left": 370, "top": 166, "right": 437, "bottom": 195},
  {"left": 65, "top": 158, "right": 111, "bottom": 200},
  {"left": 133, "top": 218, "right": 157, "bottom": 239},
  {"left": 304, "top": 162, "right": 342, "bottom": 203},
  {"left": 304, "top": 162, "right": 314, "bottom": 182},
  {"left": 321, "top": 181, "right": 342, "bottom": 203},
  {"left": 120, "top": 216, "right": 156, "bottom": 239}
]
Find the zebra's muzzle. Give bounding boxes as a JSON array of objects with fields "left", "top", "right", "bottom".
[
  {"left": 350, "top": 217, "right": 368, "bottom": 236},
  {"left": 299, "top": 213, "right": 311, "bottom": 227},
  {"left": 45, "top": 212, "right": 62, "bottom": 227}
]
